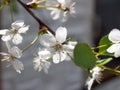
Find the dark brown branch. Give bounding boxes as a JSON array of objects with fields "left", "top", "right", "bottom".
[{"left": 17, "top": 0, "right": 55, "bottom": 35}]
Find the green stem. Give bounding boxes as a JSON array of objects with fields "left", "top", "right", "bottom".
[
  {"left": 37, "top": 5, "right": 64, "bottom": 10},
  {"left": 91, "top": 44, "right": 112, "bottom": 50},
  {"left": 22, "top": 32, "right": 40, "bottom": 53},
  {"left": 9, "top": 1, "right": 14, "bottom": 22},
  {"left": 100, "top": 66, "right": 120, "bottom": 76}
]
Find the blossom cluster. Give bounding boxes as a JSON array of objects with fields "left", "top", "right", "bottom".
[
  {"left": 45, "top": 0, "right": 76, "bottom": 21},
  {"left": 27, "top": 0, "right": 76, "bottom": 22},
  {"left": 0, "top": 20, "right": 29, "bottom": 73},
  {"left": 34, "top": 26, "right": 77, "bottom": 73},
  {"left": 107, "top": 29, "right": 120, "bottom": 57},
  {"left": 0, "top": 20, "right": 77, "bottom": 74}
]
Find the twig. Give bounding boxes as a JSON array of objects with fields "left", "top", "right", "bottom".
[{"left": 17, "top": 0, "right": 55, "bottom": 35}]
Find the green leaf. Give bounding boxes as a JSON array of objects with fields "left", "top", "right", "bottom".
[
  {"left": 74, "top": 43, "right": 97, "bottom": 69},
  {"left": 96, "top": 58, "right": 113, "bottom": 66},
  {"left": 99, "top": 35, "right": 112, "bottom": 55}
]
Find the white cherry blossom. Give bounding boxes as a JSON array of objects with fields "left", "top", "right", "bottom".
[
  {"left": 33, "top": 49, "right": 51, "bottom": 73},
  {"left": 46, "top": 0, "right": 76, "bottom": 22},
  {"left": 86, "top": 67, "right": 103, "bottom": 90},
  {"left": 63, "top": 41, "right": 77, "bottom": 60},
  {"left": 107, "top": 29, "right": 120, "bottom": 57},
  {"left": 0, "top": 42, "right": 24, "bottom": 73},
  {"left": 40, "top": 27, "right": 77, "bottom": 64},
  {"left": 0, "top": 20, "right": 29, "bottom": 44}
]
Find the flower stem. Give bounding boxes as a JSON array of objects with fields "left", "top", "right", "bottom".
[
  {"left": 9, "top": 1, "right": 14, "bottom": 22},
  {"left": 91, "top": 44, "right": 112, "bottom": 50},
  {"left": 37, "top": 5, "right": 64, "bottom": 11},
  {"left": 100, "top": 66, "right": 120, "bottom": 76},
  {"left": 22, "top": 32, "right": 40, "bottom": 53}
]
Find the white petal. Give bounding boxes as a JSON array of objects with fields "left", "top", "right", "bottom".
[
  {"left": 86, "top": 77, "right": 94, "bottom": 90},
  {"left": 53, "top": 53, "right": 60, "bottom": 64},
  {"left": 1, "top": 34, "right": 12, "bottom": 41},
  {"left": 68, "top": 41, "right": 77, "bottom": 46},
  {"left": 63, "top": 44, "right": 74, "bottom": 51},
  {"left": 63, "top": 0, "right": 71, "bottom": 7},
  {"left": 12, "top": 20, "right": 24, "bottom": 29},
  {"left": 55, "top": 27, "right": 67, "bottom": 43},
  {"left": 33, "top": 56, "right": 51, "bottom": 73},
  {"left": 18, "top": 25, "right": 29, "bottom": 33},
  {"left": 5, "top": 41, "right": 11, "bottom": 51},
  {"left": 70, "top": 2, "right": 76, "bottom": 14},
  {"left": 0, "top": 29, "right": 9, "bottom": 35},
  {"left": 108, "top": 29, "right": 120, "bottom": 43},
  {"left": 65, "top": 52, "right": 73, "bottom": 61},
  {"left": 70, "top": 1, "right": 76, "bottom": 7},
  {"left": 40, "top": 34, "right": 56, "bottom": 47},
  {"left": 53, "top": 51, "right": 67, "bottom": 64},
  {"left": 61, "top": 12, "right": 68, "bottom": 22},
  {"left": 57, "top": 0, "right": 65, "bottom": 4},
  {"left": 43, "top": 61, "right": 51, "bottom": 73},
  {"left": 114, "top": 48, "right": 120, "bottom": 57},
  {"left": 51, "top": 10, "right": 61, "bottom": 20},
  {"left": 10, "top": 46, "right": 22, "bottom": 58},
  {"left": 38, "top": 49, "right": 51, "bottom": 59},
  {"left": 11, "top": 59, "right": 24, "bottom": 74},
  {"left": 93, "top": 67, "right": 103, "bottom": 72},
  {"left": 33, "top": 57, "right": 41, "bottom": 71},
  {"left": 0, "top": 52, "right": 9, "bottom": 56},
  {"left": 12, "top": 34, "right": 23, "bottom": 44},
  {"left": 46, "top": 48, "right": 56, "bottom": 54},
  {"left": 107, "top": 44, "right": 120, "bottom": 53}
]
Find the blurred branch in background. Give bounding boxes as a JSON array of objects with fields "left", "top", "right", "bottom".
[{"left": 0, "top": 9, "right": 2, "bottom": 90}]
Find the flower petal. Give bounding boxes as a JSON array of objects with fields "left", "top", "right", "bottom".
[
  {"left": 0, "top": 29, "right": 9, "bottom": 35},
  {"left": 5, "top": 41, "right": 11, "bottom": 51},
  {"left": 40, "top": 34, "right": 56, "bottom": 47},
  {"left": 55, "top": 27, "right": 67, "bottom": 43},
  {"left": 43, "top": 61, "right": 51, "bottom": 73},
  {"left": 33, "top": 56, "right": 51, "bottom": 73},
  {"left": 12, "top": 34, "right": 23, "bottom": 44},
  {"left": 33, "top": 57, "right": 42, "bottom": 72},
  {"left": 68, "top": 41, "right": 77, "bottom": 46},
  {"left": 11, "top": 59, "right": 24, "bottom": 74},
  {"left": 53, "top": 53, "right": 60, "bottom": 64},
  {"left": 1, "top": 34, "right": 12, "bottom": 42},
  {"left": 18, "top": 25, "right": 29, "bottom": 33},
  {"left": 53, "top": 51, "right": 67, "bottom": 64},
  {"left": 38, "top": 49, "right": 51, "bottom": 59},
  {"left": 107, "top": 44, "right": 120, "bottom": 53},
  {"left": 12, "top": 20, "right": 24, "bottom": 29},
  {"left": 114, "top": 48, "right": 120, "bottom": 57},
  {"left": 86, "top": 78, "right": 94, "bottom": 90},
  {"left": 57, "top": 0, "right": 65, "bottom": 4},
  {"left": 0, "top": 52, "right": 9, "bottom": 56},
  {"left": 51, "top": 9, "right": 61, "bottom": 20},
  {"left": 108, "top": 29, "right": 120, "bottom": 43},
  {"left": 10, "top": 46, "right": 22, "bottom": 58}
]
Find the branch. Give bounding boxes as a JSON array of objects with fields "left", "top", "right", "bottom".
[{"left": 17, "top": 0, "right": 55, "bottom": 35}]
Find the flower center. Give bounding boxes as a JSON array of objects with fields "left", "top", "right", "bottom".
[
  {"left": 12, "top": 29, "right": 18, "bottom": 35},
  {"left": 64, "top": 7, "right": 70, "bottom": 12},
  {"left": 9, "top": 55, "right": 17, "bottom": 61},
  {"left": 55, "top": 43, "right": 62, "bottom": 51}
]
